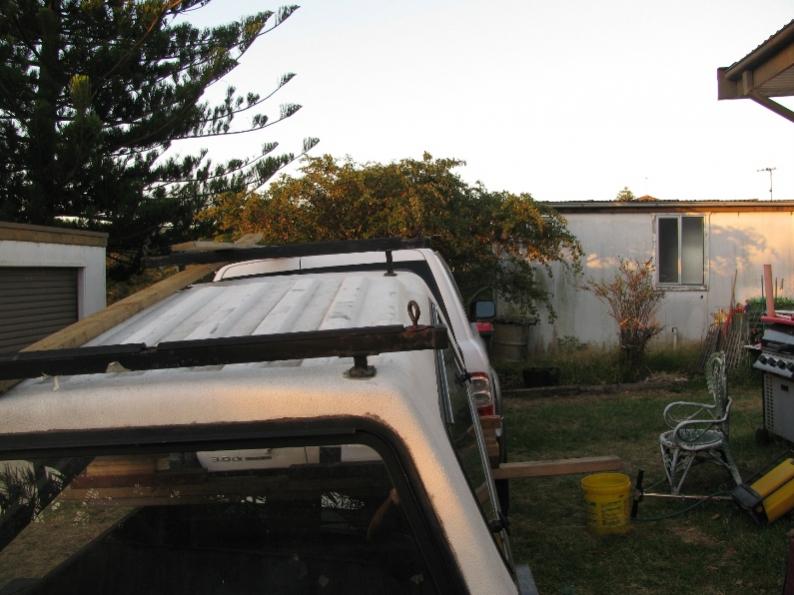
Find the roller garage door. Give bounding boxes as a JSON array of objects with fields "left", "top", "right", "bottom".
[{"left": 0, "top": 267, "right": 78, "bottom": 354}]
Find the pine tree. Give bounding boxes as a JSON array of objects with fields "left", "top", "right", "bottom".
[
  {"left": 0, "top": 0, "right": 317, "bottom": 275},
  {"left": 614, "top": 186, "right": 636, "bottom": 202}
]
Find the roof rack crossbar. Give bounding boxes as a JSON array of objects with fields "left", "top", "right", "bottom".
[
  {"left": 0, "top": 325, "right": 448, "bottom": 381},
  {"left": 144, "top": 237, "right": 431, "bottom": 268}
]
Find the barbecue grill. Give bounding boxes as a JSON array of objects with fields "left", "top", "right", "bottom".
[{"left": 753, "top": 312, "right": 794, "bottom": 442}]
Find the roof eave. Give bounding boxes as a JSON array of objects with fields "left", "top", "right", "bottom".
[
  {"left": 722, "top": 20, "right": 794, "bottom": 81},
  {"left": 718, "top": 20, "right": 794, "bottom": 123},
  {"left": 542, "top": 200, "right": 794, "bottom": 214}
]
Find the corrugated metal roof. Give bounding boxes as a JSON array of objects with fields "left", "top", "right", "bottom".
[
  {"left": 88, "top": 271, "right": 426, "bottom": 354},
  {"left": 725, "top": 19, "right": 794, "bottom": 75},
  {"left": 542, "top": 199, "right": 794, "bottom": 213}
]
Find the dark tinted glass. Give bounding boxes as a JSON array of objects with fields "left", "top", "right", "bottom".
[
  {"left": 442, "top": 350, "right": 499, "bottom": 524},
  {"left": 681, "top": 216, "right": 704, "bottom": 285},
  {"left": 0, "top": 447, "right": 437, "bottom": 594},
  {"left": 658, "top": 218, "right": 679, "bottom": 283},
  {"left": 474, "top": 300, "right": 496, "bottom": 320}
]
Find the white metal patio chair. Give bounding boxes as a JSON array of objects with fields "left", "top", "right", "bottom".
[{"left": 659, "top": 352, "right": 742, "bottom": 494}]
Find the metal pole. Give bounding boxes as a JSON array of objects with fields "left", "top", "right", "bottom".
[{"left": 640, "top": 492, "right": 733, "bottom": 502}]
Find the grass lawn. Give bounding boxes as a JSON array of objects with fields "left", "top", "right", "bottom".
[{"left": 506, "top": 380, "right": 792, "bottom": 595}]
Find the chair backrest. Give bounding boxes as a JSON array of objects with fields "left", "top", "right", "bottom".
[{"left": 705, "top": 351, "right": 730, "bottom": 430}]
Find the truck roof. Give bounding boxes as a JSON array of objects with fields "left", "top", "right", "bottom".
[
  {"left": 1, "top": 270, "right": 446, "bottom": 429},
  {"left": 0, "top": 268, "right": 516, "bottom": 593}
]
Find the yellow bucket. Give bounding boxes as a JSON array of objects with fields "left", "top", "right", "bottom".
[{"left": 581, "top": 472, "right": 632, "bottom": 535}]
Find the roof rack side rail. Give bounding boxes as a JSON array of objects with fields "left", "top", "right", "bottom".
[
  {"left": 0, "top": 324, "right": 449, "bottom": 381},
  {"left": 144, "top": 237, "right": 432, "bottom": 268}
]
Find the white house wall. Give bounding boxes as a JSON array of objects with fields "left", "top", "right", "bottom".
[
  {"left": 710, "top": 211, "right": 794, "bottom": 303},
  {"left": 531, "top": 208, "right": 794, "bottom": 351}
]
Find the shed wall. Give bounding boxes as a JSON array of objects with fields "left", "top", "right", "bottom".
[{"left": 530, "top": 209, "right": 794, "bottom": 351}]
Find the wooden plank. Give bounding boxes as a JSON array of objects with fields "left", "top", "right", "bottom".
[
  {"left": 485, "top": 437, "right": 500, "bottom": 467},
  {"left": 480, "top": 414, "right": 502, "bottom": 466},
  {"left": 0, "top": 234, "right": 267, "bottom": 394},
  {"left": 0, "top": 221, "right": 107, "bottom": 247},
  {"left": 0, "top": 264, "right": 220, "bottom": 394},
  {"left": 171, "top": 233, "right": 262, "bottom": 252},
  {"left": 504, "top": 380, "right": 686, "bottom": 399},
  {"left": 83, "top": 455, "right": 168, "bottom": 476},
  {"left": 479, "top": 415, "right": 501, "bottom": 430},
  {"left": 492, "top": 456, "right": 624, "bottom": 480},
  {"left": 171, "top": 240, "right": 235, "bottom": 252}
]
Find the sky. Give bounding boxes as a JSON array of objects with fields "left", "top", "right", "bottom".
[{"left": 182, "top": 0, "right": 794, "bottom": 202}]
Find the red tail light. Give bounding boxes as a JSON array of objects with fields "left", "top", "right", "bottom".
[
  {"left": 475, "top": 321, "right": 494, "bottom": 336},
  {"left": 478, "top": 404, "right": 495, "bottom": 416}
]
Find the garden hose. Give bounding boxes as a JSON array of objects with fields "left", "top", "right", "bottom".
[
  {"left": 633, "top": 489, "right": 731, "bottom": 522},
  {"left": 632, "top": 468, "right": 733, "bottom": 522},
  {"left": 631, "top": 449, "right": 794, "bottom": 523}
]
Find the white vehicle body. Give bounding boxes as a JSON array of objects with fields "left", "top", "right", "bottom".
[
  {"left": 213, "top": 248, "right": 501, "bottom": 413},
  {"left": 0, "top": 269, "right": 529, "bottom": 594}
]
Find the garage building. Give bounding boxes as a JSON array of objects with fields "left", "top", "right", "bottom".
[{"left": 0, "top": 221, "right": 107, "bottom": 354}]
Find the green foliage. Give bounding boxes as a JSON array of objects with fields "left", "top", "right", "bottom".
[
  {"left": 0, "top": 463, "right": 63, "bottom": 547},
  {"left": 743, "top": 296, "right": 794, "bottom": 343},
  {"left": 0, "top": 1, "right": 317, "bottom": 277},
  {"left": 614, "top": 186, "right": 636, "bottom": 201},
  {"left": 0, "top": 465, "right": 39, "bottom": 518},
  {"left": 202, "top": 153, "right": 583, "bottom": 319},
  {"left": 645, "top": 344, "right": 701, "bottom": 376},
  {"left": 495, "top": 349, "right": 618, "bottom": 388},
  {"left": 495, "top": 344, "right": 700, "bottom": 389},
  {"left": 744, "top": 296, "right": 794, "bottom": 312},
  {"left": 555, "top": 335, "right": 587, "bottom": 353},
  {"left": 588, "top": 258, "right": 665, "bottom": 382}
]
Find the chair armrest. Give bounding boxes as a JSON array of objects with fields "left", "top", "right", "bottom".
[
  {"left": 672, "top": 409, "right": 729, "bottom": 442},
  {"left": 663, "top": 400, "right": 715, "bottom": 428}
]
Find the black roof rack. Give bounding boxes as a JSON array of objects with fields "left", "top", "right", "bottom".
[
  {"left": 0, "top": 324, "right": 448, "bottom": 381},
  {"left": 144, "top": 237, "right": 432, "bottom": 268}
]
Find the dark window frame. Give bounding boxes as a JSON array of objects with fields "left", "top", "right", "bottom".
[
  {"left": 657, "top": 215, "right": 707, "bottom": 288},
  {"left": 437, "top": 346, "right": 514, "bottom": 571},
  {"left": 0, "top": 417, "right": 470, "bottom": 594}
]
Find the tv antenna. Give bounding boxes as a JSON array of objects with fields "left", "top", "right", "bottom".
[{"left": 757, "top": 167, "right": 776, "bottom": 200}]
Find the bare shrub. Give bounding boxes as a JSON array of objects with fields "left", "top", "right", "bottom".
[{"left": 589, "top": 258, "right": 665, "bottom": 382}]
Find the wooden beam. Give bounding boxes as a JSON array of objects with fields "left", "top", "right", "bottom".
[
  {"left": 492, "top": 456, "right": 624, "bottom": 480},
  {"left": 750, "top": 93, "right": 794, "bottom": 124},
  {"left": 171, "top": 240, "right": 234, "bottom": 252},
  {"left": 171, "top": 234, "right": 262, "bottom": 253},
  {"left": 504, "top": 380, "right": 687, "bottom": 399},
  {"left": 752, "top": 45, "right": 794, "bottom": 93},
  {"left": 717, "top": 67, "right": 739, "bottom": 100},
  {"left": 0, "top": 264, "right": 220, "bottom": 394},
  {"left": 0, "top": 221, "right": 108, "bottom": 247},
  {"left": 479, "top": 414, "right": 502, "bottom": 466}
]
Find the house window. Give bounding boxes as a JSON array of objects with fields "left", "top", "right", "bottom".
[{"left": 658, "top": 216, "right": 704, "bottom": 285}]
